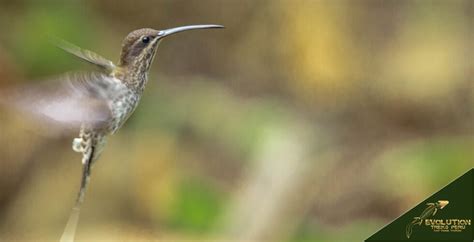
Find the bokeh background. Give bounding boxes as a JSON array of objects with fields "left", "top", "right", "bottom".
[{"left": 0, "top": 0, "right": 472, "bottom": 241}]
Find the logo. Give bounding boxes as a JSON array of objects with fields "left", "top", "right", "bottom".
[
  {"left": 405, "top": 200, "right": 449, "bottom": 238},
  {"left": 366, "top": 168, "right": 473, "bottom": 241}
]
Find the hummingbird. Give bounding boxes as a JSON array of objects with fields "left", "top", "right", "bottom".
[{"left": 1, "top": 24, "right": 223, "bottom": 241}]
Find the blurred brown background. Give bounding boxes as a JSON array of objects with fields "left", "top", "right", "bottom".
[{"left": 0, "top": 0, "right": 472, "bottom": 241}]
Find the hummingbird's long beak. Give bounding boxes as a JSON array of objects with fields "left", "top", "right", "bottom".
[{"left": 157, "top": 24, "right": 224, "bottom": 39}]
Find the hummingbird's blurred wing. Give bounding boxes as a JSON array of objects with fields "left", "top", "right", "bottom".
[
  {"left": 55, "top": 39, "right": 116, "bottom": 73},
  {"left": 1, "top": 72, "right": 126, "bottom": 131}
]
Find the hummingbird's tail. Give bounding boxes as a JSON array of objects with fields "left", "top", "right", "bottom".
[{"left": 60, "top": 128, "right": 106, "bottom": 242}]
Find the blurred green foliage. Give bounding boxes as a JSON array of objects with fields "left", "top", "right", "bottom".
[
  {"left": 167, "top": 178, "right": 223, "bottom": 232},
  {"left": 3, "top": 4, "right": 101, "bottom": 76}
]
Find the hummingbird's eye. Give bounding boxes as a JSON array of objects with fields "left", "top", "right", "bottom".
[{"left": 141, "top": 36, "right": 150, "bottom": 44}]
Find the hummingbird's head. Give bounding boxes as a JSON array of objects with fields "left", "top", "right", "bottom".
[{"left": 119, "top": 25, "right": 223, "bottom": 69}]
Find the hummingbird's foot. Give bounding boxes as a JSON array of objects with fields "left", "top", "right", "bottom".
[{"left": 72, "top": 138, "right": 84, "bottom": 153}]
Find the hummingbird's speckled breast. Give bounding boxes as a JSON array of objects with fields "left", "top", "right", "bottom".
[{"left": 108, "top": 76, "right": 143, "bottom": 134}]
